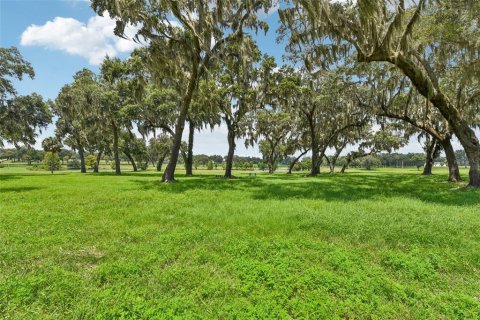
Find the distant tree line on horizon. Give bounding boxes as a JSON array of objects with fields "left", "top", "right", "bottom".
[{"left": 1, "top": 146, "right": 470, "bottom": 174}]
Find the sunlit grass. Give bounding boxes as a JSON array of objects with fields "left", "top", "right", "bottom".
[{"left": 1, "top": 167, "right": 479, "bottom": 319}]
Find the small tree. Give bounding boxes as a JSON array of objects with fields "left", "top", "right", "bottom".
[
  {"left": 207, "top": 160, "right": 214, "bottom": 170},
  {"left": 85, "top": 154, "right": 97, "bottom": 170},
  {"left": 257, "top": 162, "right": 267, "bottom": 171},
  {"left": 44, "top": 152, "right": 61, "bottom": 174},
  {"left": 361, "top": 156, "right": 382, "bottom": 171}
]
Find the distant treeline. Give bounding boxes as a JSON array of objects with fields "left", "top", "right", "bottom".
[{"left": 2, "top": 148, "right": 469, "bottom": 169}]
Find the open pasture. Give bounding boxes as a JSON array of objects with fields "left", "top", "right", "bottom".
[{"left": 1, "top": 168, "right": 479, "bottom": 319}]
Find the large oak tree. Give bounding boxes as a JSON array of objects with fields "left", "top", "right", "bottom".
[{"left": 280, "top": 0, "right": 480, "bottom": 186}]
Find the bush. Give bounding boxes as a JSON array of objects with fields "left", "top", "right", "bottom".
[
  {"left": 293, "top": 162, "right": 303, "bottom": 172},
  {"left": 44, "top": 152, "right": 61, "bottom": 173},
  {"left": 26, "top": 164, "right": 46, "bottom": 171},
  {"left": 354, "top": 155, "right": 382, "bottom": 170},
  {"left": 85, "top": 155, "right": 97, "bottom": 169},
  {"left": 257, "top": 162, "right": 267, "bottom": 171},
  {"left": 139, "top": 162, "right": 148, "bottom": 171},
  {"left": 207, "top": 160, "right": 214, "bottom": 170},
  {"left": 67, "top": 159, "right": 80, "bottom": 170}
]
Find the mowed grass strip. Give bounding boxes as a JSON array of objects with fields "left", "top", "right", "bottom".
[{"left": 1, "top": 167, "right": 479, "bottom": 319}]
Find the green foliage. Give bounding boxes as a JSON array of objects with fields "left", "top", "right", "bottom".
[
  {"left": 41, "top": 137, "right": 62, "bottom": 153},
  {"left": 293, "top": 161, "right": 310, "bottom": 172},
  {"left": 138, "top": 162, "right": 148, "bottom": 171},
  {"left": 54, "top": 68, "right": 106, "bottom": 159},
  {"left": 0, "top": 93, "right": 51, "bottom": 147},
  {"left": 352, "top": 155, "right": 382, "bottom": 170},
  {"left": 43, "top": 152, "right": 61, "bottom": 173},
  {"left": 85, "top": 155, "right": 97, "bottom": 170},
  {"left": 244, "top": 161, "right": 254, "bottom": 170},
  {"left": 67, "top": 159, "right": 81, "bottom": 170},
  {"left": 301, "top": 159, "right": 312, "bottom": 171},
  {"left": 206, "top": 160, "right": 214, "bottom": 170},
  {"left": 25, "top": 163, "right": 46, "bottom": 171},
  {"left": 0, "top": 46, "right": 34, "bottom": 97},
  {"left": 257, "top": 162, "right": 267, "bottom": 171}
]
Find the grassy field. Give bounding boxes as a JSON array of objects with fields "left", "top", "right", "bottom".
[{"left": 1, "top": 167, "right": 479, "bottom": 319}]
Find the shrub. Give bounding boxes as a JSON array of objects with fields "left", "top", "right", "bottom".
[
  {"left": 359, "top": 156, "right": 382, "bottom": 170},
  {"left": 26, "top": 164, "right": 46, "bottom": 171},
  {"left": 207, "top": 160, "right": 214, "bottom": 170},
  {"left": 244, "top": 161, "right": 254, "bottom": 170},
  {"left": 301, "top": 159, "right": 312, "bottom": 171},
  {"left": 293, "top": 162, "right": 303, "bottom": 172},
  {"left": 139, "top": 162, "right": 148, "bottom": 170},
  {"left": 67, "top": 159, "right": 81, "bottom": 170},
  {"left": 85, "top": 155, "right": 97, "bottom": 170},
  {"left": 44, "top": 152, "right": 61, "bottom": 173}
]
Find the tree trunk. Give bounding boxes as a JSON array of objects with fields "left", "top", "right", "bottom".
[
  {"left": 308, "top": 115, "right": 320, "bottom": 176},
  {"left": 340, "top": 156, "right": 352, "bottom": 173},
  {"left": 323, "top": 155, "right": 332, "bottom": 173},
  {"left": 267, "top": 144, "right": 276, "bottom": 174},
  {"left": 224, "top": 122, "right": 236, "bottom": 178},
  {"left": 112, "top": 121, "right": 121, "bottom": 175},
  {"left": 330, "top": 158, "right": 338, "bottom": 173},
  {"left": 162, "top": 70, "right": 198, "bottom": 183},
  {"left": 268, "top": 164, "right": 273, "bottom": 174},
  {"left": 125, "top": 152, "right": 137, "bottom": 172},
  {"left": 330, "top": 144, "right": 345, "bottom": 174},
  {"left": 310, "top": 144, "right": 320, "bottom": 176},
  {"left": 288, "top": 149, "right": 309, "bottom": 174},
  {"left": 157, "top": 155, "right": 166, "bottom": 172},
  {"left": 185, "top": 121, "right": 194, "bottom": 176},
  {"left": 423, "top": 138, "right": 439, "bottom": 176},
  {"left": 464, "top": 144, "right": 480, "bottom": 187},
  {"left": 441, "top": 138, "right": 462, "bottom": 182},
  {"left": 422, "top": 156, "right": 434, "bottom": 176},
  {"left": 78, "top": 145, "right": 86, "bottom": 174},
  {"left": 94, "top": 150, "right": 103, "bottom": 173},
  {"left": 267, "top": 154, "right": 276, "bottom": 174}
]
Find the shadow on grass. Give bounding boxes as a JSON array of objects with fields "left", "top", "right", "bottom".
[
  {"left": 252, "top": 174, "right": 480, "bottom": 207},
  {"left": 0, "top": 186, "right": 42, "bottom": 193},
  {"left": 132, "top": 171, "right": 480, "bottom": 207},
  {"left": 90, "top": 171, "right": 160, "bottom": 178},
  {"left": 0, "top": 175, "right": 21, "bottom": 181},
  {"left": 0, "top": 172, "right": 68, "bottom": 179}
]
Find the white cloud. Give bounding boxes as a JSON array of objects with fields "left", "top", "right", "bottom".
[{"left": 21, "top": 12, "right": 143, "bottom": 65}]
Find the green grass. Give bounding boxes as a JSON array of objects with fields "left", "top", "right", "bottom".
[{"left": 1, "top": 167, "right": 479, "bottom": 319}]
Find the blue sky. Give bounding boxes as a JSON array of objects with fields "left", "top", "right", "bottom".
[{"left": 1, "top": 0, "right": 435, "bottom": 155}]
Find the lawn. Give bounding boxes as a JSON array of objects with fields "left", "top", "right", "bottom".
[{"left": 1, "top": 167, "right": 479, "bottom": 319}]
